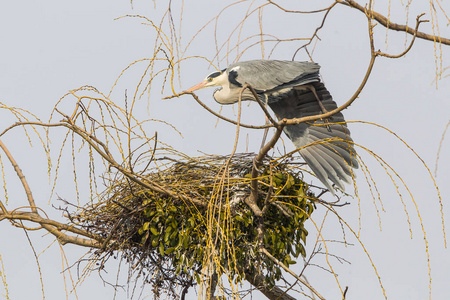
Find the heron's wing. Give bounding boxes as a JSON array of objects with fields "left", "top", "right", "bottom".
[
  {"left": 267, "top": 82, "right": 358, "bottom": 194},
  {"left": 227, "top": 60, "right": 321, "bottom": 91}
]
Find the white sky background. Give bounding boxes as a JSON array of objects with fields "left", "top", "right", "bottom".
[{"left": 0, "top": 1, "right": 450, "bottom": 299}]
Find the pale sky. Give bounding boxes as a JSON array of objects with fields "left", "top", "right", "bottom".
[{"left": 1, "top": 1, "right": 449, "bottom": 299}]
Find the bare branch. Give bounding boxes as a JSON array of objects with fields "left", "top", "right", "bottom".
[
  {"left": 340, "top": 0, "right": 450, "bottom": 45},
  {"left": 0, "top": 139, "right": 37, "bottom": 212},
  {"left": 260, "top": 247, "right": 325, "bottom": 300},
  {"left": 292, "top": 1, "right": 339, "bottom": 60},
  {"left": 1, "top": 210, "right": 102, "bottom": 248},
  {"left": 163, "top": 91, "right": 270, "bottom": 129},
  {"left": 267, "top": 0, "right": 336, "bottom": 14},
  {"left": 243, "top": 84, "right": 279, "bottom": 128},
  {"left": 376, "top": 13, "right": 429, "bottom": 58},
  {"left": 245, "top": 271, "right": 297, "bottom": 300}
]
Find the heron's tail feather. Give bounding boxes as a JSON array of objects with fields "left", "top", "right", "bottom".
[
  {"left": 268, "top": 82, "right": 358, "bottom": 195},
  {"left": 298, "top": 140, "right": 358, "bottom": 195}
]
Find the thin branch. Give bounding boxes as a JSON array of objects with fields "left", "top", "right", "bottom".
[
  {"left": 1, "top": 210, "right": 102, "bottom": 248},
  {"left": 0, "top": 139, "right": 37, "bottom": 212},
  {"left": 163, "top": 92, "right": 269, "bottom": 129},
  {"left": 267, "top": 0, "right": 335, "bottom": 14},
  {"left": 292, "top": 1, "right": 339, "bottom": 60},
  {"left": 376, "top": 13, "right": 428, "bottom": 58},
  {"left": 244, "top": 83, "right": 279, "bottom": 128},
  {"left": 340, "top": 0, "right": 450, "bottom": 45},
  {"left": 0, "top": 200, "right": 7, "bottom": 215},
  {"left": 244, "top": 270, "right": 297, "bottom": 300},
  {"left": 260, "top": 247, "right": 325, "bottom": 300},
  {"left": 435, "top": 119, "right": 450, "bottom": 176}
]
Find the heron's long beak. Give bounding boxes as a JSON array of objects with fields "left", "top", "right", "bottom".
[{"left": 186, "top": 80, "right": 207, "bottom": 92}]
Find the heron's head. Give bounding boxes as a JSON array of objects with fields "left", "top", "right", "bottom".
[{"left": 186, "top": 70, "right": 227, "bottom": 92}]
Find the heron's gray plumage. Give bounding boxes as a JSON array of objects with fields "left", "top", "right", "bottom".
[
  {"left": 226, "top": 60, "right": 320, "bottom": 91},
  {"left": 188, "top": 59, "right": 358, "bottom": 194}
]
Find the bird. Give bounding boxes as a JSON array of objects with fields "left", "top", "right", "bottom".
[{"left": 186, "top": 59, "right": 358, "bottom": 195}]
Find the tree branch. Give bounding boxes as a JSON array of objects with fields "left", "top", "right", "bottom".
[
  {"left": 376, "top": 13, "right": 428, "bottom": 58},
  {"left": 163, "top": 91, "right": 270, "bottom": 129},
  {"left": 0, "top": 139, "right": 37, "bottom": 213},
  {"left": 1, "top": 210, "right": 102, "bottom": 248},
  {"left": 340, "top": 0, "right": 450, "bottom": 45},
  {"left": 245, "top": 270, "right": 297, "bottom": 300},
  {"left": 260, "top": 247, "right": 326, "bottom": 300}
]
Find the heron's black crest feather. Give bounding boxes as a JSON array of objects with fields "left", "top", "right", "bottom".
[
  {"left": 207, "top": 71, "right": 222, "bottom": 79},
  {"left": 228, "top": 70, "right": 243, "bottom": 87}
]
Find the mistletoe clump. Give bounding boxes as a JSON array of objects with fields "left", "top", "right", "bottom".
[{"left": 72, "top": 153, "right": 317, "bottom": 298}]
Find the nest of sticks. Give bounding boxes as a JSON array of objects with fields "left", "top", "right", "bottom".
[{"left": 71, "top": 153, "right": 317, "bottom": 298}]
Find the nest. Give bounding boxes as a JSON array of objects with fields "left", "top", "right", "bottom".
[{"left": 72, "top": 153, "right": 317, "bottom": 298}]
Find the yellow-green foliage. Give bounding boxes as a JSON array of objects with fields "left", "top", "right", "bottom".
[{"left": 74, "top": 154, "right": 316, "bottom": 296}]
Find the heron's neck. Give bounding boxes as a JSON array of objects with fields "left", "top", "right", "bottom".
[
  {"left": 212, "top": 72, "right": 235, "bottom": 104},
  {"left": 213, "top": 85, "right": 235, "bottom": 104},
  {"left": 214, "top": 85, "right": 265, "bottom": 104}
]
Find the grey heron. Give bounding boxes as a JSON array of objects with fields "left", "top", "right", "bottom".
[{"left": 187, "top": 60, "right": 358, "bottom": 194}]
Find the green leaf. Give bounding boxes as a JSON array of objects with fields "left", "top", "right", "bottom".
[
  {"left": 235, "top": 215, "right": 244, "bottom": 222},
  {"left": 301, "top": 229, "right": 308, "bottom": 243},
  {"left": 175, "top": 264, "right": 182, "bottom": 275},
  {"left": 140, "top": 232, "right": 148, "bottom": 244},
  {"left": 182, "top": 234, "right": 189, "bottom": 249},
  {"left": 196, "top": 247, "right": 203, "bottom": 259},
  {"left": 165, "top": 247, "right": 175, "bottom": 255},
  {"left": 297, "top": 187, "right": 305, "bottom": 198},
  {"left": 299, "top": 244, "right": 306, "bottom": 257},
  {"left": 271, "top": 232, "right": 276, "bottom": 246},
  {"left": 171, "top": 220, "right": 178, "bottom": 228},
  {"left": 150, "top": 227, "right": 159, "bottom": 236},
  {"left": 285, "top": 254, "right": 296, "bottom": 265},
  {"left": 273, "top": 172, "right": 284, "bottom": 187},
  {"left": 188, "top": 258, "right": 194, "bottom": 267},
  {"left": 144, "top": 208, "right": 154, "bottom": 217},
  {"left": 143, "top": 222, "right": 150, "bottom": 231},
  {"left": 285, "top": 174, "right": 295, "bottom": 190},
  {"left": 164, "top": 229, "right": 172, "bottom": 243}
]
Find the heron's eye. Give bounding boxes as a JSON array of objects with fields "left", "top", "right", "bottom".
[{"left": 207, "top": 78, "right": 213, "bottom": 82}]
